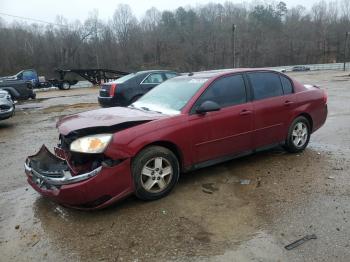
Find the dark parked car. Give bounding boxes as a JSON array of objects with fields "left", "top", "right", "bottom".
[
  {"left": 292, "top": 66, "right": 311, "bottom": 72},
  {"left": 0, "top": 71, "right": 36, "bottom": 100},
  {"left": 0, "top": 90, "right": 15, "bottom": 120},
  {"left": 98, "top": 70, "right": 179, "bottom": 107},
  {"left": 25, "top": 69, "right": 327, "bottom": 209}
]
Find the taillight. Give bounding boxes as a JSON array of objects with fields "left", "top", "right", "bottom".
[
  {"left": 109, "top": 84, "right": 117, "bottom": 97},
  {"left": 323, "top": 89, "right": 328, "bottom": 104}
]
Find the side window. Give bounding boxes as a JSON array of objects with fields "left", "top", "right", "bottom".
[
  {"left": 195, "top": 74, "right": 247, "bottom": 109},
  {"left": 165, "top": 72, "right": 178, "bottom": 79},
  {"left": 280, "top": 75, "right": 293, "bottom": 94},
  {"left": 248, "top": 72, "right": 283, "bottom": 100},
  {"left": 22, "top": 70, "right": 36, "bottom": 81},
  {"left": 142, "top": 73, "right": 164, "bottom": 84}
]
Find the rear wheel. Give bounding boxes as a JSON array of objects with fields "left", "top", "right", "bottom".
[
  {"left": 59, "top": 81, "right": 71, "bottom": 90},
  {"left": 132, "top": 146, "right": 179, "bottom": 200},
  {"left": 284, "top": 116, "right": 311, "bottom": 153}
]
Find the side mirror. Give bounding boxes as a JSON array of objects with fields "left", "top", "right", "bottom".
[{"left": 196, "top": 100, "right": 221, "bottom": 114}]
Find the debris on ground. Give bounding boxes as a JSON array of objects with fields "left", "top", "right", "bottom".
[
  {"left": 240, "top": 179, "right": 251, "bottom": 185},
  {"left": 15, "top": 225, "right": 20, "bottom": 230},
  {"left": 31, "top": 240, "right": 40, "bottom": 247},
  {"left": 285, "top": 234, "right": 317, "bottom": 250},
  {"left": 327, "top": 176, "right": 335, "bottom": 180},
  {"left": 332, "top": 167, "right": 344, "bottom": 171},
  {"left": 202, "top": 183, "right": 219, "bottom": 194},
  {"left": 86, "top": 231, "right": 101, "bottom": 237},
  {"left": 256, "top": 177, "right": 262, "bottom": 188}
]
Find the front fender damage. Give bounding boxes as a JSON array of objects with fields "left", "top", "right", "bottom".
[{"left": 25, "top": 145, "right": 134, "bottom": 209}]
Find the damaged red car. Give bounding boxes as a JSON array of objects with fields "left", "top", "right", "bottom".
[{"left": 25, "top": 69, "right": 328, "bottom": 209}]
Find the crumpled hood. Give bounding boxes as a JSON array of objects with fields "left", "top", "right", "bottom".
[{"left": 57, "top": 107, "right": 166, "bottom": 136}]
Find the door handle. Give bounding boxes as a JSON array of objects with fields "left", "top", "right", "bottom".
[
  {"left": 240, "top": 109, "right": 252, "bottom": 116},
  {"left": 284, "top": 100, "right": 294, "bottom": 106}
]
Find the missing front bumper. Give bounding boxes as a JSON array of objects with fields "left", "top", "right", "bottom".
[{"left": 25, "top": 145, "right": 102, "bottom": 188}]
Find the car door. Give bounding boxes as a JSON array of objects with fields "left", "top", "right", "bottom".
[
  {"left": 247, "top": 72, "right": 296, "bottom": 149},
  {"left": 22, "top": 70, "right": 38, "bottom": 86},
  {"left": 188, "top": 74, "right": 254, "bottom": 164},
  {"left": 140, "top": 73, "right": 165, "bottom": 91}
]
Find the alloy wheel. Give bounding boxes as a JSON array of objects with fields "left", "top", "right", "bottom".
[
  {"left": 140, "top": 157, "right": 173, "bottom": 193},
  {"left": 292, "top": 122, "right": 308, "bottom": 148}
]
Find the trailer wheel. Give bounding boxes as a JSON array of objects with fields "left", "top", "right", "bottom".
[{"left": 59, "top": 81, "right": 71, "bottom": 90}]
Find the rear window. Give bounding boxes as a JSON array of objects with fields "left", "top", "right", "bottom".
[
  {"left": 113, "top": 73, "right": 136, "bottom": 84},
  {"left": 248, "top": 72, "right": 283, "bottom": 100},
  {"left": 280, "top": 75, "right": 293, "bottom": 94},
  {"left": 165, "top": 72, "right": 178, "bottom": 79}
]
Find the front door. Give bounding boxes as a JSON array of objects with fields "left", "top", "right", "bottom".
[{"left": 189, "top": 74, "right": 254, "bottom": 164}]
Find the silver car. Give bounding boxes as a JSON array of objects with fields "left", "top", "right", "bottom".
[{"left": 0, "top": 90, "right": 15, "bottom": 120}]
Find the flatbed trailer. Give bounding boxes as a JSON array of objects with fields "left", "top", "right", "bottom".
[
  {"left": 2, "top": 68, "right": 129, "bottom": 90},
  {"left": 56, "top": 69, "right": 129, "bottom": 86},
  {"left": 42, "top": 69, "right": 129, "bottom": 90}
]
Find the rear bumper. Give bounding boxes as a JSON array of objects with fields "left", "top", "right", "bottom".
[
  {"left": 98, "top": 96, "right": 121, "bottom": 107},
  {"left": 25, "top": 145, "right": 134, "bottom": 209}
]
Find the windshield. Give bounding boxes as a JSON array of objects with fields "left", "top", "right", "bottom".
[{"left": 132, "top": 77, "right": 208, "bottom": 115}]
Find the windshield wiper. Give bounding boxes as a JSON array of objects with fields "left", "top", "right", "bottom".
[{"left": 130, "top": 104, "right": 163, "bottom": 114}]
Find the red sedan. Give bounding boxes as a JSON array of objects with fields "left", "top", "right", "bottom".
[{"left": 25, "top": 69, "right": 328, "bottom": 209}]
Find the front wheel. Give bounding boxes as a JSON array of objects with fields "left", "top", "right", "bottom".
[
  {"left": 284, "top": 116, "right": 311, "bottom": 153},
  {"left": 132, "top": 146, "right": 179, "bottom": 201}
]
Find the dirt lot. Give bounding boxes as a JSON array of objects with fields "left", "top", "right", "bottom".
[{"left": 0, "top": 71, "right": 349, "bottom": 262}]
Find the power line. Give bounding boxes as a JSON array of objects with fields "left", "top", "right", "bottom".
[{"left": 0, "top": 11, "right": 68, "bottom": 27}]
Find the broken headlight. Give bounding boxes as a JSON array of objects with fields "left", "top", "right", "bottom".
[{"left": 70, "top": 134, "right": 112, "bottom": 154}]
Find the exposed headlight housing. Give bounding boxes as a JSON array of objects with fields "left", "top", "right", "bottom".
[{"left": 70, "top": 134, "right": 112, "bottom": 154}]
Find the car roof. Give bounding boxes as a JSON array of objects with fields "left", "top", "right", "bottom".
[
  {"left": 136, "top": 70, "right": 177, "bottom": 74},
  {"left": 176, "top": 68, "right": 278, "bottom": 80}
]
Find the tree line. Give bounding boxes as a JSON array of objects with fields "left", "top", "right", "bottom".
[{"left": 0, "top": 0, "right": 349, "bottom": 77}]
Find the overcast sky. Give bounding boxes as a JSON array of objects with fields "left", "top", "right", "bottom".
[{"left": 1, "top": 0, "right": 322, "bottom": 24}]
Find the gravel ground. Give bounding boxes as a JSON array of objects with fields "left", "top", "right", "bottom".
[{"left": 0, "top": 71, "right": 349, "bottom": 261}]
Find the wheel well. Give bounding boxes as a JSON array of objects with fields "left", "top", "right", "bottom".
[
  {"left": 141, "top": 141, "right": 183, "bottom": 171},
  {"left": 298, "top": 113, "right": 313, "bottom": 131}
]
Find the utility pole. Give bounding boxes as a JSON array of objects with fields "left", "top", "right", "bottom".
[
  {"left": 232, "top": 24, "right": 236, "bottom": 68},
  {"left": 344, "top": 32, "right": 350, "bottom": 71}
]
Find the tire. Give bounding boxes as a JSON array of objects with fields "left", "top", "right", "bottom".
[
  {"left": 284, "top": 116, "right": 311, "bottom": 153},
  {"left": 132, "top": 146, "right": 180, "bottom": 201},
  {"left": 59, "top": 81, "right": 71, "bottom": 90}
]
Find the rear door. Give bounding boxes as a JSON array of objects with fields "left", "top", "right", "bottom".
[
  {"left": 247, "top": 72, "right": 296, "bottom": 148},
  {"left": 189, "top": 74, "right": 254, "bottom": 163}
]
